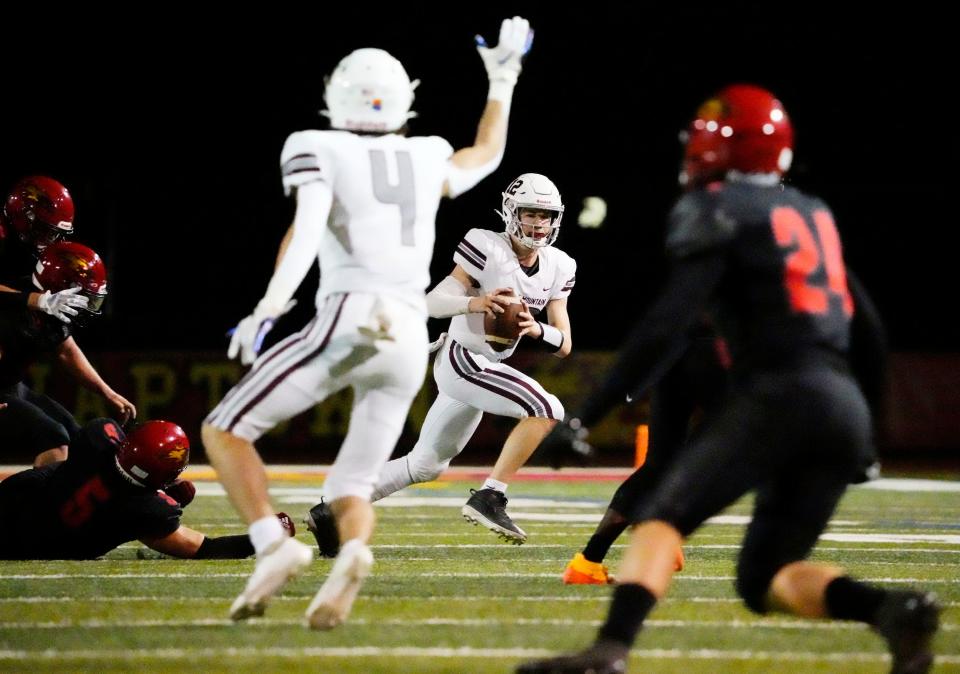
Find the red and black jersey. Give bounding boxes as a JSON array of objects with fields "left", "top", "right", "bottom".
[
  {"left": 666, "top": 180, "right": 854, "bottom": 366},
  {"left": 579, "top": 178, "right": 868, "bottom": 428},
  {"left": 0, "top": 232, "right": 75, "bottom": 389},
  {"left": 0, "top": 230, "right": 37, "bottom": 291},
  {"left": 0, "top": 418, "right": 183, "bottom": 559},
  {"left": 0, "top": 304, "right": 72, "bottom": 389}
]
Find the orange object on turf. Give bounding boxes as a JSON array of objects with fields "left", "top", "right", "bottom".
[
  {"left": 634, "top": 424, "right": 648, "bottom": 468},
  {"left": 562, "top": 552, "right": 614, "bottom": 585},
  {"left": 674, "top": 546, "right": 685, "bottom": 572}
]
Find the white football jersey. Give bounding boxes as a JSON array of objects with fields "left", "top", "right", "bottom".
[
  {"left": 449, "top": 228, "right": 576, "bottom": 361},
  {"left": 280, "top": 130, "right": 455, "bottom": 314}
]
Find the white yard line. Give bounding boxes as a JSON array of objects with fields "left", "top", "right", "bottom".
[
  {"left": 856, "top": 478, "right": 960, "bottom": 493},
  {"left": 2, "top": 594, "right": 958, "bottom": 613},
  {"left": 0, "top": 617, "right": 956, "bottom": 632},
  {"left": 3, "top": 595, "right": 959, "bottom": 608},
  {"left": 821, "top": 533, "right": 960, "bottom": 544},
  {"left": 0, "top": 645, "right": 956, "bottom": 664},
  {"left": 3, "top": 572, "right": 959, "bottom": 584},
  {"left": 113, "top": 542, "right": 960, "bottom": 553}
]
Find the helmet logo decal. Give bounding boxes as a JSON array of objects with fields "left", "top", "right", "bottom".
[
  {"left": 104, "top": 422, "right": 121, "bottom": 443},
  {"left": 166, "top": 446, "right": 187, "bottom": 461},
  {"left": 24, "top": 184, "right": 42, "bottom": 202},
  {"left": 23, "top": 183, "right": 52, "bottom": 210},
  {"left": 62, "top": 252, "right": 90, "bottom": 274},
  {"left": 696, "top": 98, "right": 726, "bottom": 122}
]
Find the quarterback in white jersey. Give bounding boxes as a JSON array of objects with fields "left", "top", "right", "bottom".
[
  {"left": 202, "top": 17, "right": 536, "bottom": 630},
  {"left": 366, "top": 172, "right": 576, "bottom": 544},
  {"left": 447, "top": 223, "right": 575, "bottom": 363}
]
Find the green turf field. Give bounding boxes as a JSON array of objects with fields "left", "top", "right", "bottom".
[{"left": 0, "top": 474, "right": 957, "bottom": 673}]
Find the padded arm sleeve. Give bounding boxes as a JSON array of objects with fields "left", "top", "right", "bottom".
[
  {"left": 426, "top": 275, "right": 472, "bottom": 319},
  {"left": 193, "top": 535, "right": 255, "bottom": 559},
  {"left": 259, "top": 181, "right": 332, "bottom": 312}
]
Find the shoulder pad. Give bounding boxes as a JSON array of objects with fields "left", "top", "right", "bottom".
[{"left": 666, "top": 190, "right": 737, "bottom": 258}]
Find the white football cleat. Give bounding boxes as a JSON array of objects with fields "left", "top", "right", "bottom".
[
  {"left": 305, "top": 538, "right": 373, "bottom": 630},
  {"left": 230, "top": 537, "right": 313, "bottom": 621}
]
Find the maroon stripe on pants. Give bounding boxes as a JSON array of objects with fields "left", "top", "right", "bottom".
[
  {"left": 448, "top": 341, "right": 538, "bottom": 417},
  {"left": 459, "top": 346, "right": 551, "bottom": 418},
  {"left": 225, "top": 294, "right": 349, "bottom": 433}
]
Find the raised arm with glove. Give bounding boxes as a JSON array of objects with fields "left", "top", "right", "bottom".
[{"left": 444, "top": 16, "right": 535, "bottom": 198}]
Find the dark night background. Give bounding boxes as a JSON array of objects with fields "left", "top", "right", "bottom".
[{"left": 2, "top": 5, "right": 955, "bottom": 355}]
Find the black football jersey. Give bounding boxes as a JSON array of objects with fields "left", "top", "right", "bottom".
[
  {"left": 667, "top": 181, "right": 854, "bottom": 364},
  {"left": 0, "top": 234, "right": 38, "bottom": 290},
  {"left": 0, "top": 418, "right": 182, "bottom": 559},
  {"left": 0, "top": 305, "right": 72, "bottom": 388},
  {"left": 578, "top": 178, "right": 862, "bottom": 427}
]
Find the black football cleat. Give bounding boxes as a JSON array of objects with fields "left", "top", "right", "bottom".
[
  {"left": 304, "top": 499, "right": 340, "bottom": 558},
  {"left": 874, "top": 590, "right": 941, "bottom": 674},
  {"left": 462, "top": 488, "right": 527, "bottom": 544},
  {"left": 515, "top": 639, "right": 629, "bottom": 674}
]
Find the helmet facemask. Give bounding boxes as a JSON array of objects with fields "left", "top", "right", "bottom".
[
  {"left": 80, "top": 288, "right": 107, "bottom": 316},
  {"left": 25, "top": 215, "right": 73, "bottom": 251},
  {"left": 504, "top": 203, "right": 562, "bottom": 249}
]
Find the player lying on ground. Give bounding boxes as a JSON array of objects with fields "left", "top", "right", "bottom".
[{"left": 0, "top": 416, "right": 292, "bottom": 560}]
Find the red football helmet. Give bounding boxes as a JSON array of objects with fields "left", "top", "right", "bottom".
[
  {"left": 3, "top": 176, "right": 75, "bottom": 251},
  {"left": 680, "top": 84, "right": 794, "bottom": 188},
  {"left": 32, "top": 241, "right": 108, "bottom": 315},
  {"left": 115, "top": 421, "right": 190, "bottom": 489}
]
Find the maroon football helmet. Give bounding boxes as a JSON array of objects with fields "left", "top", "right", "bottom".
[
  {"left": 115, "top": 421, "right": 190, "bottom": 489},
  {"left": 680, "top": 84, "right": 794, "bottom": 188},
  {"left": 32, "top": 241, "right": 108, "bottom": 315},
  {"left": 3, "top": 176, "right": 75, "bottom": 251}
]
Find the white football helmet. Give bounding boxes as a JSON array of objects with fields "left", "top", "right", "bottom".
[
  {"left": 322, "top": 48, "right": 419, "bottom": 133},
  {"left": 498, "top": 173, "right": 564, "bottom": 248}
]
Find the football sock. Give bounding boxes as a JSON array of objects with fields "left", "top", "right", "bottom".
[
  {"left": 598, "top": 583, "right": 657, "bottom": 647},
  {"left": 482, "top": 478, "right": 508, "bottom": 493},
  {"left": 249, "top": 515, "right": 286, "bottom": 557},
  {"left": 370, "top": 456, "right": 415, "bottom": 502},
  {"left": 825, "top": 576, "right": 887, "bottom": 623},
  {"left": 582, "top": 509, "right": 629, "bottom": 563}
]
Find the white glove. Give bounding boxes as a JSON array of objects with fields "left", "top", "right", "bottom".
[
  {"left": 35, "top": 287, "right": 89, "bottom": 323},
  {"left": 428, "top": 332, "right": 447, "bottom": 354},
  {"left": 227, "top": 299, "right": 297, "bottom": 365},
  {"left": 475, "top": 16, "right": 534, "bottom": 88}
]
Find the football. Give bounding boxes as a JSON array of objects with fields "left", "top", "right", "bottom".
[{"left": 484, "top": 294, "right": 525, "bottom": 352}]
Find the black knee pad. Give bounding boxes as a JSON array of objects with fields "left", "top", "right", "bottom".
[{"left": 735, "top": 553, "right": 780, "bottom": 614}]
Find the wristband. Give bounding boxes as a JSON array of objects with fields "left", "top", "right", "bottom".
[{"left": 538, "top": 321, "right": 564, "bottom": 352}]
